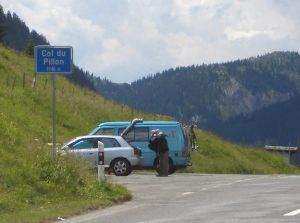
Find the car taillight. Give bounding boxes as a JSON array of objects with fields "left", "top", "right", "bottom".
[{"left": 134, "top": 147, "right": 141, "bottom": 156}]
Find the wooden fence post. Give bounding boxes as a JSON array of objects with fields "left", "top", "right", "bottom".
[
  {"left": 23, "top": 72, "right": 26, "bottom": 88},
  {"left": 11, "top": 75, "right": 16, "bottom": 91}
]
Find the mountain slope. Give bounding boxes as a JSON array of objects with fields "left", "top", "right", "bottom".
[
  {"left": 93, "top": 51, "right": 300, "bottom": 145},
  {"left": 215, "top": 96, "right": 300, "bottom": 146}
]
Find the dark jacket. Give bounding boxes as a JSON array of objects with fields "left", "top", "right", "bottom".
[
  {"left": 148, "top": 136, "right": 158, "bottom": 152},
  {"left": 149, "top": 134, "right": 169, "bottom": 154}
]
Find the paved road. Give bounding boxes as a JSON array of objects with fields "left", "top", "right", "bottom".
[{"left": 60, "top": 174, "right": 300, "bottom": 223}]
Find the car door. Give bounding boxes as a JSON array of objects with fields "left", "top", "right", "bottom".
[{"left": 70, "top": 138, "right": 98, "bottom": 165}]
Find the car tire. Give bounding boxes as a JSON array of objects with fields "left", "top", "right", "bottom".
[
  {"left": 111, "top": 158, "right": 132, "bottom": 176},
  {"left": 154, "top": 157, "right": 176, "bottom": 175}
]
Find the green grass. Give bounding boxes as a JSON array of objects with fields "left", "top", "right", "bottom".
[
  {"left": 0, "top": 44, "right": 299, "bottom": 222},
  {"left": 184, "top": 129, "right": 300, "bottom": 174},
  {"left": 0, "top": 152, "right": 131, "bottom": 222}
]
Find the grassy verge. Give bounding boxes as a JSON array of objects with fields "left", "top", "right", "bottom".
[
  {"left": 1, "top": 181, "right": 130, "bottom": 223},
  {"left": 0, "top": 141, "right": 131, "bottom": 223},
  {"left": 184, "top": 129, "right": 300, "bottom": 174}
]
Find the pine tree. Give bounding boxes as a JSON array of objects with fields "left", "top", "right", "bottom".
[
  {"left": 0, "top": 5, "right": 6, "bottom": 42},
  {"left": 24, "top": 38, "right": 34, "bottom": 57}
]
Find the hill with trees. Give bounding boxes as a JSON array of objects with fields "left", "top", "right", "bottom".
[
  {"left": 214, "top": 96, "right": 300, "bottom": 146},
  {"left": 93, "top": 51, "right": 300, "bottom": 146},
  {"left": 0, "top": 5, "right": 5, "bottom": 41}
]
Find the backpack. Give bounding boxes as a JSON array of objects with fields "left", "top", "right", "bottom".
[{"left": 157, "top": 136, "right": 169, "bottom": 153}]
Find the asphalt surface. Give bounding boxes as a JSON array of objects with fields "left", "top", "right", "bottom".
[{"left": 59, "top": 173, "right": 300, "bottom": 223}]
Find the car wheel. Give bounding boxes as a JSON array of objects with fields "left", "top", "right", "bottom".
[
  {"left": 111, "top": 158, "right": 131, "bottom": 176},
  {"left": 154, "top": 157, "right": 175, "bottom": 175}
]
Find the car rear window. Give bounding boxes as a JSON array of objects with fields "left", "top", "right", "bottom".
[{"left": 100, "top": 138, "right": 120, "bottom": 148}]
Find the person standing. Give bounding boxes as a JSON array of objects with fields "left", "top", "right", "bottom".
[
  {"left": 157, "top": 131, "right": 169, "bottom": 176},
  {"left": 148, "top": 129, "right": 169, "bottom": 177}
]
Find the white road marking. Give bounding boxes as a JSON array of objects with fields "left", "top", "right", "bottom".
[
  {"left": 204, "top": 178, "right": 256, "bottom": 190},
  {"left": 182, "top": 192, "right": 194, "bottom": 196},
  {"left": 234, "top": 178, "right": 256, "bottom": 183},
  {"left": 284, "top": 209, "right": 300, "bottom": 216}
]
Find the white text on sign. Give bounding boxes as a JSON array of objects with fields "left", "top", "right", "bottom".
[{"left": 42, "top": 49, "right": 67, "bottom": 66}]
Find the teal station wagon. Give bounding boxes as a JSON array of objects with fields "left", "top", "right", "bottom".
[{"left": 89, "top": 120, "right": 191, "bottom": 174}]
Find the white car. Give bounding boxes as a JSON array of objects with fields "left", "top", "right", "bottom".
[{"left": 61, "top": 135, "right": 142, "bottom": 176}]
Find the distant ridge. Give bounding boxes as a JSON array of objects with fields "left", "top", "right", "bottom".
[{"left": 92, "top": 51, "right": 300, "bottom": 146}]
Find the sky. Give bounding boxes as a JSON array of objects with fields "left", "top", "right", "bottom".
[{"left": 1, "top": 0, "right": 300, "bottom": 83}]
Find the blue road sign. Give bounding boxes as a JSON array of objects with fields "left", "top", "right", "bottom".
[{"left": 35, "top": 46, "right": 73, "bottom": 74}]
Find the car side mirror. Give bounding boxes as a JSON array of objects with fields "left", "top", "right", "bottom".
[{"left": 62, "top": 145, "right": 71, "bottom": 151}]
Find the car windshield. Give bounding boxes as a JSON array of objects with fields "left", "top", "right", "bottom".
[
  {"left": 88, "top": 127, "right": 101, "bottom": 135},
  {"left": 96, "top": 128, "right": 114, "bottom": 135}
]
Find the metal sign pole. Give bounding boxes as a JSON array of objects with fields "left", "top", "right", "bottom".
[
  {"left": 52, "top": 74, "right": 57, "bottom": 159},
  {"left": 35, "top": 46, "right": 73, "bottom": 159}
]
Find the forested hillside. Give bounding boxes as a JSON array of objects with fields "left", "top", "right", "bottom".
[
  {"left": 93, "top": 52, "right": 300, "bottom": 146},
  {"left": 215, "top": 96, "right": 300, "bottom": 146}
]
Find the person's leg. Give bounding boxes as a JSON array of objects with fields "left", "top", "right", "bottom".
[{"left": 160, "top": 151, "right": 169, "bottom": 176}]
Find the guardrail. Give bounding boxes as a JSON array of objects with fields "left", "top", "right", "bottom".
[{"left": 264, "top": 145, "right": 298, "bottom": 151}]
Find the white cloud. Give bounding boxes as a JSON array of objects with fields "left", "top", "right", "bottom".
[
  {"left": 87, "top": 38, "right": 136, "bottom": 71},
  {"left": 222, "top": 0, "right": 297, "bottom": 41},
  {"left": 1, "top": 0, "right": 300, "bottom": 83},
  {"left": 225, "top": 29, "right": 268, "bottom": 40}
]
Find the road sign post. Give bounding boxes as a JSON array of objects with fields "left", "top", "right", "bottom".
[
  {"left": 35, "top": 46, "right": 73, "bottom": 158},
  {"left": 52, "top": 75, "right": 56, "bottom": 159}
]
